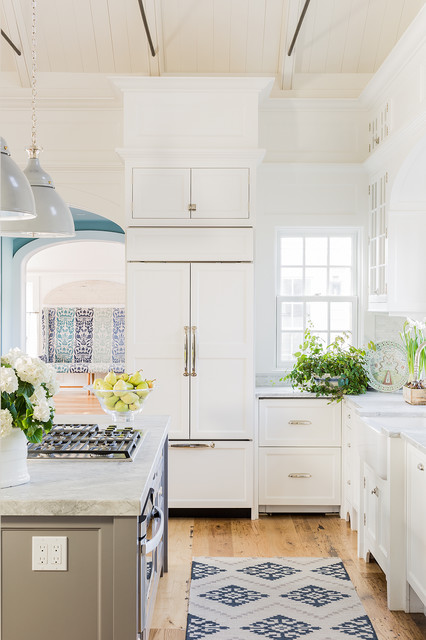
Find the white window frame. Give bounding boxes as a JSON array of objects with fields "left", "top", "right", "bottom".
[{"left": 276, "top": 228, "right": 360, "bottom": 369}]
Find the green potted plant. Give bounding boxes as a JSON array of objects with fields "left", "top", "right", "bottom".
[{"left": 282, "top": 325, "right": 372, "bottom": 402}]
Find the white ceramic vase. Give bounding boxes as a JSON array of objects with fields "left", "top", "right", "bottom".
[{"left": 0, "top": 428, "right": 30, "bottom": 489}]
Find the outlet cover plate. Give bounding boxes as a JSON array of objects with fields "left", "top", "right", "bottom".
[{"left": 32, "top": 536, "right": 68, "bottom": 571}]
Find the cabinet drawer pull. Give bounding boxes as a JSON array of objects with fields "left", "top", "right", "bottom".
[
  {"left": 170, "top": 442, "right": 215, "bottom": 449},
  {"left": 371, "top": 487, "right": 379, "bottom": 496},
  {"left": 288, "top": 420, "right": 312, "bottom": 426},
  {"left": 418, "top": 463, "right": 424, "bottom": 471},
  {"left": 288, "top": 473, "right": 312, "bottom": 479}
]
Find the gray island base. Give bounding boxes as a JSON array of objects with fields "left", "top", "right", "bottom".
[{"left": 0, "top": 415, "right": 169, "bottom": 640}]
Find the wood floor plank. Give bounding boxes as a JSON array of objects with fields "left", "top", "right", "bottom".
[{"left": 151, "top": 515, "right": 426, "bottom": 640}]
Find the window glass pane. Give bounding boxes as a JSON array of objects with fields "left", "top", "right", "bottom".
[
  {"left": 281, "top": 332, "right": 303, "bottom": 361},
  {"left": 329, "top": 268, "right": 351, "bottom": 295},
  {"left": 305, "top": 237, "right": 327, "bottom": 265},
  {"left": 329, "top": 237, "right": 352, "bottom": 266},
  {"left": 330, "top": 302, "right": 352, "bottom": 331},
  {"left": 281, "top": 237, "right": 303, "bottom": 265},
  {"left": 306, "top": 302, "right": 328, "bottom": 331},
  {"left": 281, "top": 267, "right": 303, "bottom": 295},
  {"left": 305, "top": 268, "right": 327, "bottom": 295},
  {"left": 280, "top": 302, "right": 303, "bottom": 330}
]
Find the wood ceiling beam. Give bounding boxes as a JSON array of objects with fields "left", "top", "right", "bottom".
[{"left": 2, "top": 0, "right": 32, "bottom": 87}]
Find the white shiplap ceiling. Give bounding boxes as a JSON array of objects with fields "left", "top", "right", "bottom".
[{"left": 1, "top": 0, "right": 425, "bottom": 89}]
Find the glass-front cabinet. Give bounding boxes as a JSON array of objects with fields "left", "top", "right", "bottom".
[{"left": 368, "top": 172, "right": 388, "bottom": 311}]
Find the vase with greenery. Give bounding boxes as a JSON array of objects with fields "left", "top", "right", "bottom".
[
  {"left": 282, "top": 326, "right": 372, "bottom": 402},
  {"left": 0, "top": 348, "right": 59, "bottom": 443}
]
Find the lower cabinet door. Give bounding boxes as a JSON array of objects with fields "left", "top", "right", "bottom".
[
  {"left": 407, "top": 444, "right": 426, "bottom": 605},
  {"left": 259, "top": 447, "right": 341, "bottom": 506},
  {"left": 168, "top": 441, "right": 253, "bottom": 508}
]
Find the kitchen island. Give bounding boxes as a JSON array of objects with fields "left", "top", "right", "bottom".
[{"left": 0, "top": 414, "right": 169, "bottom": 640}]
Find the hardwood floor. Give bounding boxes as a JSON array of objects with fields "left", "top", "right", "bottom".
[
  {"left": 151, "top": 515, "right": 426, "bottom": 640},
  {"left": 54, "top": 389, "right": 426, "bottom": 640}
]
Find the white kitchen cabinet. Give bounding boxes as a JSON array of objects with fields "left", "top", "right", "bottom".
[
  {"left": 406, "top": 443, "right": 426, "bottom": 607},
  {"left": 258, "top": 399, "right": 341, "bottom": 513},
  {"left": 259, "top": 447, "right": 341, "bottom": 508},
  {"left": 363, "top": 463, "right": 389, "bottom": 574},
  {"left": 168, "top": 441, "right": 253, "bottom": 508},
  {"left": 368, "top": 172, "right": 388, "bottom": 311},
  {"left": 341, "top": 403, "right": 361, "bottom": 530},
  {"left": 127, "top": 262, "right": 253, "bottom": 441},
  {"left": 132, "top": 167, "right": 249, "bottom": 223}
]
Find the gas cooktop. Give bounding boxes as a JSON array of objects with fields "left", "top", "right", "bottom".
[{"left": 27, "top": 424, "right": 144, "bottom": 461}]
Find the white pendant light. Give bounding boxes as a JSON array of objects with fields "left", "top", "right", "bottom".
[
  {"left": 0, "top": 0, "right": 75, "bottom": 238},
  {"left": 0, "top": 137, "right": 36, "bottom": 220}
]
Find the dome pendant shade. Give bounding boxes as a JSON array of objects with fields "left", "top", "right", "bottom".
[
  {"left": 0, "top": 156, "right": 75, "bottom": 238},
  {"left": 0, "top": 137, "right": 36, "bottom": 220}
]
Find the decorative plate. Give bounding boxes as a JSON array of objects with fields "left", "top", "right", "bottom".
[{"left": 364, "top": 341, "right": 409, "bottom": 392}]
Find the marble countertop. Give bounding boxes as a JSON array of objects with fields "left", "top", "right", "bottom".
[{"left": 0, "top": 414, "right": 170, "bottom": 518}]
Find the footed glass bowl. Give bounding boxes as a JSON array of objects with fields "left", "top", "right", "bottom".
[{"left": 86, "top": 384, "right": 154, "bottom": 422}]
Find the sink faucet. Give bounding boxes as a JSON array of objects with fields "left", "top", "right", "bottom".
[{"left": 413, "top": 340, "right": 426, "bottom": 381}]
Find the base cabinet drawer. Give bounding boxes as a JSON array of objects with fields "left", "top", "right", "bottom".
[
  {"left": 169, "top": 441, "right": 253, "bottom": 508},
  {"left": 259, "top": 399, "right": 341, "bottom": 446},
  {"left": 259, "top": 447, "right": 341, "bottom": 506}
]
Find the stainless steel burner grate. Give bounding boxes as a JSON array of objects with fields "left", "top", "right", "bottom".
[{"left": 27, "top": 424, "right": 144, "bottom": 460}]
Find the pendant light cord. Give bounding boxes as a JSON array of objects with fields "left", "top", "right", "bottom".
[{"left": 29, "top": 0, "right": 40, "bottom": 158}]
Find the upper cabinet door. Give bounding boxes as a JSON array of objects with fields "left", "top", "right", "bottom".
[
  {"left": 190, "top": 168, "right": 249, "bottom": 219},
  {"left": 131, "top": 167, "right": 250, "bottom": 224},
  {"left": 126, "top": 262, "right": 191, "bottom": 439},
  {"left": 189, "top": 263, "right": 254, "bottom": 440},
  {"left": 132, "top": 168, "right": 190, "bottom": 220}
]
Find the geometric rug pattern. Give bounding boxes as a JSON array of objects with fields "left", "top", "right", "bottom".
[{"left": 186, "top": 557, "right": 378, "bottom": 640}]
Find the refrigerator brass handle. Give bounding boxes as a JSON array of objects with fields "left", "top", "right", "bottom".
[
  {"left": 191, "top": 326, "right": 197, "bottom": 376},
  {"left": 183, "top": 326, "right": 189, "bottom": 376},
  {"left": 288, "top": 420, "right": 312, "bottom": 425},
  {"left": 169, "top": 442, "right": 215, "bottom": 449},
  {"left": 288, "top": 473, "right": 312, "bottom": 478}
]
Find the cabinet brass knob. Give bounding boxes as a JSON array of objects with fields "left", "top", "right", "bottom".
[
  {"left": 371, "top": 487, "right": 379, "bottom": 496},
  {"left": 418, "top": 463, "right": 424, "bottom": 471}
]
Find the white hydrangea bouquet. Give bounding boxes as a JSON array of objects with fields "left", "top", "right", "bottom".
[{"left": 0, "top": 348, "right": 60, "bottom": 443}]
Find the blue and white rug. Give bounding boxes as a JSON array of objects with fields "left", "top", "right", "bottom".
[{"left": 186, "top": 557, "right": 378, "bottom": 640}]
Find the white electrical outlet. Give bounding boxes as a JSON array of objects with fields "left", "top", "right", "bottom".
[{"left": 32, "top": 536, "right": 68, "bottom": 571}]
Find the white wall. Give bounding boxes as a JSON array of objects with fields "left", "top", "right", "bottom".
[{"left": 254, "top": 163, "right": 369, "bottom": 376}]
